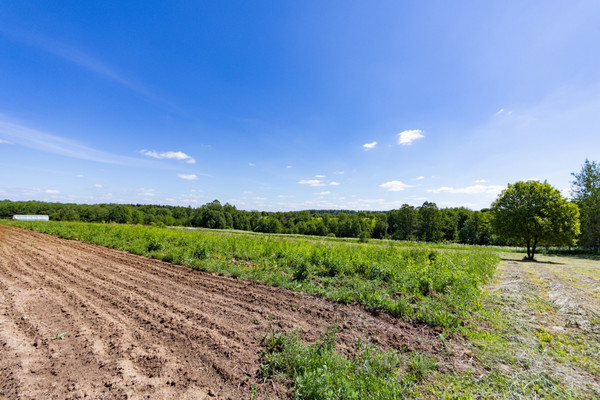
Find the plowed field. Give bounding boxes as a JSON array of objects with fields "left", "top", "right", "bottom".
[{"left": 0, "top": 225, "right": 460, "bottom": 399}]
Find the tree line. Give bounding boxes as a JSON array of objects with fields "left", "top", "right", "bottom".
[
  {"left": 0, "top": 199, "right": 506, "bottom": 245},
  {"left": 2, "top": 160, "right": 598, "bottom": 254}
]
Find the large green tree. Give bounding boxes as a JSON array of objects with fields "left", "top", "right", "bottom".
[
  {"left": 491, "top": 181, "right": 579, "bottom": 260},
  {"left": 387, "top": 205, "right": 418, "bottom": 240},
  {"left": 417, "top": 202, "right": 443, "bottom": 242},
  {"left": 571, "top": 159, "right": 600, "bottom": 250}
]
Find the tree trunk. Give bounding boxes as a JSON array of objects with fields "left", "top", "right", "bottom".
[
  {"left": 531, "top": 238, "right": 538, "bottom": 260},
  {"left": 526, "top": 239, "right": 531, "bottom": 260}
]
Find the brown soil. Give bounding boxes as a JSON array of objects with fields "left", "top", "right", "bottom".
[{"left": 0, "top": 225, "right": 468, "bottom": 399}]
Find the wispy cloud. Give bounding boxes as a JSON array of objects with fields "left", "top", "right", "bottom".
[
  {"left": 94, "top": 184, "right": 103, "bottom": 188},
  {"left": 0, "top": 117, "right": 140, "bottom": 165},
  {"left": 416, "top": 176, "right": 425, "bottom": 180},
  {"left": 45, "top": 189, "right": 60, "bottom": 194},
  {"left": 427, "top": 184, "right": 504, "bottom": 195},
  {"left": 496, "top": 108, "right": 505, "bottom": 115},
  {"left": 334, "top": 171, "right": 344, "bottom": 175},
  {"left": 319, "top": 191, "right": 331, "bottom": 195},
  {"left": 140, "top": 150, "right": 196, "bottom": 164},
  {"left": 379, "top": 180, "right": 414, "bottom": 191},
  {"left": 138, "top": 188, "right": 159, "bottom": 197},
  {"left": 177, "top": 173, "right": 199, "bottom": 180},
  {"left": 398, "top": 129, "right": 424, "bottom": 146},
  {"left": 0, "top": 139, "right": 11, "bottom": 144},
  {"left": 329, "top": 181, "right": 341, "bottom": 186},
  {"left": 315, "top": 174, "right": 326, "bottom": 178},
  {"left": 475, "top": 179, "right": 487, "bottom": 183},
  {"left": 299, "top": 179, "right": 326, "bottom": 187},
  {"left": 363, "top": 141, "right": 377, "bottom": 150},
  {"left": 1, "top": 28, "right": 152, "bottom": 98}
]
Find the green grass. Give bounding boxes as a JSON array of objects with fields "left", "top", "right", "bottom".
[
  {"left": 261, "top": 325, "right": 438, "bottom": 399},
  {"left": 4, "top": 220, "right": 498, "bottom": 329}
]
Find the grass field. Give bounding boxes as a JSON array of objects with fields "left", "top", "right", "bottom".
[{"left": 5, "top": 220, "right": 599, "bottom": 399}]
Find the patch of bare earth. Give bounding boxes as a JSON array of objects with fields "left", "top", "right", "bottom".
[{"left": 0, "top": 225, "right": 467, "bottom": 399}]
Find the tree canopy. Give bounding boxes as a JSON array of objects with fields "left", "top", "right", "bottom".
[
  {"left": 491, "top": 181, "right": 579, "bottom": 260},
  {"left": 571, "top": 159, "right": 600, "bottom": 250}
]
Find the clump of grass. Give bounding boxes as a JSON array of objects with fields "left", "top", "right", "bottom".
[{"left": 260, "top": 326, "right": 430, "bottom": 399}]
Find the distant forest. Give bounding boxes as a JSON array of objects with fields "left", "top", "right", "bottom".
[{"left": 0, "top": 199, "right": 504, "bottom": 245}]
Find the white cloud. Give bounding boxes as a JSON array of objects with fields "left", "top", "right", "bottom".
[
  {"left": 379, "top": 181, "right": 414, "bottom": 191},
  {"left": 496, "top": 108, "right": 505, "bottom": 115},
  {"left": 315, "top": 174, "right": 326, "bottom": 178},
  {"left": 329, "top": 181, "right": 341, "bottom": 186},
  {"left": 319, "top": 191, "right": 331, "bottom": 195},
  {"left": 397, "top": 129, "right": 424, "bottom": 146},
  {"left": 75, "top": 174, "right": 84, "bottom": 178},
  {"left": 137, "top": 188, "right": 159, "bottom": 197},
  {"left": 243, "top": 191, "right": 253, "bottom": 194},
  {"left": 438, "top": 201, "right": 479, "bottom": 208},
  {"left": 363, "top": 141, "right": 377, "bottom": 150},
  {"left": 177, "top": 173, "right": 199, "bottom": 180},
  {"left": 0, "top": 139, "right": 11, "bottom": 144},
  {"left": 140, "top": 150, "right": 196, "bottom": 164},
  {"left": 427, "top": 184, "right": 504, "bottom": 195},
  {"left": 475, "top": 179, "right": 487, "bottom": 183},
  {"left": 94, "top": 184, "right": 103, "bottom": 188},
  {"left": 299, "top": 179, "right": 325, "bottom": 187},
  {"left": 45, "top": 189, "right": 60, "bottom": 194},
  {"left": 334, "top": 171, "right": 345, "bottom": 175},
  {"left": 248, "top": 163, "right": 256, "bottom": 167},
  {"left": 416, "top": 176, "right": 425, "bottom": 180},
  {"left": 286, "top": 165, "right": 292, "bottom": 169}
]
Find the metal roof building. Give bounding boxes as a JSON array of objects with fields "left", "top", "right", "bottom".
[{"left": 12, "top": 215, "right": 50, "bottom": 221}]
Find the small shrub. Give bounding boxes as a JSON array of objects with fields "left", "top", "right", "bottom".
[{"left": 358, "top": 231, "right": 370, "bottom": 243}]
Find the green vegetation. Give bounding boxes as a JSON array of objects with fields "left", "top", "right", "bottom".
[
  {"left": 572, "top": 159, "right": 600, "bottom": 251},
  {"left": 261, "top": 325, "right": 437, "bottom": 399},
  {"left": 491, "top": 181, "right": 580, "bottom": 260},
  {"left": 0, "top": 198, "right": 506, "bottom": 245},
  {"left": 5, "top": 220, "right": 498, "bottom": 329}
]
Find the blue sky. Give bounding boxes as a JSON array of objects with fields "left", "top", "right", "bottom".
[{"left": 1, "top": 1, "right": 600, "bottom": 211}]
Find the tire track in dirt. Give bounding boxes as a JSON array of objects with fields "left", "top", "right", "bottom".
[{"left": 0, "top": 225, "right": 466, "bottom": 399}]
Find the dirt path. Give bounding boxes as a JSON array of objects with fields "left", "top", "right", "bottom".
[{"left": 0, "top": 225, "right": 459, "bottom": 399}]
